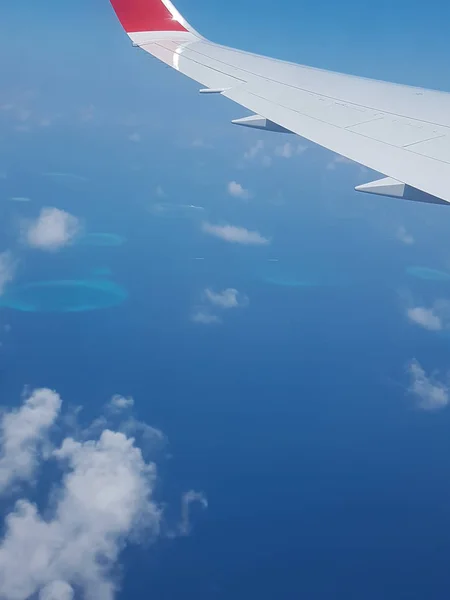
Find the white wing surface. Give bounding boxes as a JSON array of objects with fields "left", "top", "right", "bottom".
[{"left": 110, "top": 0, "right": 450, "bottom": 205}]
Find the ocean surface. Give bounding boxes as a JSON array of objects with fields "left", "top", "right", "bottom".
[{"left": 1, "top": 134, "right": 450, "bottom": 599}]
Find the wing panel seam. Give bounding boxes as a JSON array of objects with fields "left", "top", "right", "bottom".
[
  {"left": 167, "top": 42, "right": 450, "bottom": 130},
  {"left": 153, "top": 41, "right": 248, "bottom": 83},
  {"left": 238, "top": 88, "right": 450, "bottom": 166}
]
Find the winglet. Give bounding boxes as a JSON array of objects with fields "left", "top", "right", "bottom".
[
  {"left": 355, "top": 177, "right": 448, "bottom": 205},
  {"left": 109, "top": 0, "right": 197, "bottom": 35}
]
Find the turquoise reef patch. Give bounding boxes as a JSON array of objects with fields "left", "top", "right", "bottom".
[
  {"left": 263, "top": 275, "right": 319, "bottom": 287},
  {"left": 406, "top": 266, "right": 450, "bottom": 282},
  {"left": 76, "top": 233, "right": 126, "bottom": 247},
  {"left": 90, "top": 267, "right": 113, "bottom": 277},
  {"left": 258, "top": 260, "right": 344, "bottom": 287},
  {"left": 42, "top": 172, "right": 87, "bottom": 185},
  {"left": 0, "top": 279, "right": 127, "bottom": 312}
]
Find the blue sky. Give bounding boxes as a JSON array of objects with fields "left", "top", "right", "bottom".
[{"left": 2, "top": 1, "right": 450, "bottom": 599}]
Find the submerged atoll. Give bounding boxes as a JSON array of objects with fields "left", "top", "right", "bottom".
[
  {"left": 90, "top": 267, "right": 113, "bottom": 277},
  {"left": 76, "top": 233, "right": 126, "bottom": 247},
  {"left": 406, "top": 266, "right": 450, "bottom": 282},
  {"left": 0, "top": 279, "right": 128, "bottom": 312}
]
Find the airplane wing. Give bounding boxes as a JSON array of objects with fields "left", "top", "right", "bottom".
[{"left": 109, "top": 0, "right": 450, "bottom": 205}]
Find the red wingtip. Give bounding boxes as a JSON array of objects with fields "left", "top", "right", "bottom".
[{"left": 110, "top": 0, "right": 188, "bottom": 33}]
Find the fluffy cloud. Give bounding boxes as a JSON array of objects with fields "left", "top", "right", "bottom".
[
  {"left": 0, "top": 431, "right": 159, "bottom": 600},
  {"left": 275, "top": 143, "right": 293, "bottom": 158},
  {"left": 192, "top": 288, "right": 249, "bottom": 326},
  {"left": 25, "top": 208, "right": 79, "bottom": 251},
  {"left": 243, "top": 140, "right": 272, "bottom": 166},
  {"left": 275, "top": 142, "right": 307, "bottom": 159},
  {"left": 407, "top": 360, "right": 449, "bottom": 411},
  {"left": 108, "top": 394, "right": 135, "bottom": 412},
  {"left": 191, "top": 310, "right": 221, "bottom": 325},
  {"left": 407, "top": 307, "right": 443, "bottom": 331},
  {"left": 0, "top": 251, "right": 15, "bottom": 296},
  {"left": 244, "top": 140, "right": 264, "bottom": 160},
  {"left": 0, "top": 390, "right": 206, "bottom": 600},
  {"left": 0, "top": 388, "right": 61, "bottom": 493},
  {"left": 227, "top": 181, "right": 250, "bottom": 200},
  {"left": 202, "top": 222, "right": 270, "bottom": 245},
  {"left": 397, "top": 226, "right": 414, "bottom": 245},
  {"left": 407, "top": 301, "right": 450, "bottom": 331},
  {"left": 204, "top": 288, "right": 248, "bottom": 309},
  {"left": 39, "top": 581, "right": 74, "bottom": 600}
]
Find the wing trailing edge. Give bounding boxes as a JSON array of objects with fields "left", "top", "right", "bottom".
[{"left": 109, "top": 0, "right": 450, "bottom": 205}]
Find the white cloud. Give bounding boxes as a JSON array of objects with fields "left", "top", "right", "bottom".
[
  {"left": 227, "top": 181, "right": 250, "bottom": 200},
  {"left": 275, "top": 142, "right": 307, "bottom": 159},
  {"left": 0, "top": 388, "right": 61, "bottom": 493},
  {"left": 25, "top": 208, "right": 79, "bottom": 251},
  {"left": 0, "top": 389, "right": 205, "bottom": 600},
  {"left": 397, "top": 226, "right": 414, "bottom": 245},
  {"left": 202, "top": 222, "right": 270, "bottom": 245},
  {"left": 407, "top": 360, "right": 449, "bottom": 411},
  {"left": 128, "top": 132, "right": 141, "bottom": 143},
  {"left": 204, "top": 288, "right": 248, "bottom": 309},
  {"left": 275, "top": 143, "right": 293, "bottom": 158},
  {"left": 0, "top": 431, "right": 159, "bottom": 600},
  {"left": 0, "top": 252, "right": 15, "bottom": 296},
  {"left": 108, "top": 395, "right": 134, "bottom": 412},
  {"left": 191, "top": 311, "right": 221, "bottom": 325},
  {"left": 407, "top": 307, "right": 443, "bottom": 331},
  {"left": 183, "top": 204, "right": 205, "bottom": 211},
  {"left": 120, "top": 418, "right": 165, "bottom": 448},
  {"left": 178, "top": 491, "right": 208, "bottom": 536},
  {"left": 39, "top": 581, "right": 74, "bottom": 600},
  {"left": 192, "top": 289, "right": 248, "bottom": 327},
  {"left": 407, "top": 301, "right": 450, "bottom": 331},
  {"left": 244, "top": 140, "right": 264, "bottom": 160},
  {"left": 243, "top": 140, "right": 272, "bottom": 167},
  {"left": 326, "top": 154, "right": 355, "bottom": 170}
]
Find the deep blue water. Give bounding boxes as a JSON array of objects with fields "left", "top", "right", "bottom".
[{"left": 2, "top": 137, "right": 450, "bottom": 599}]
